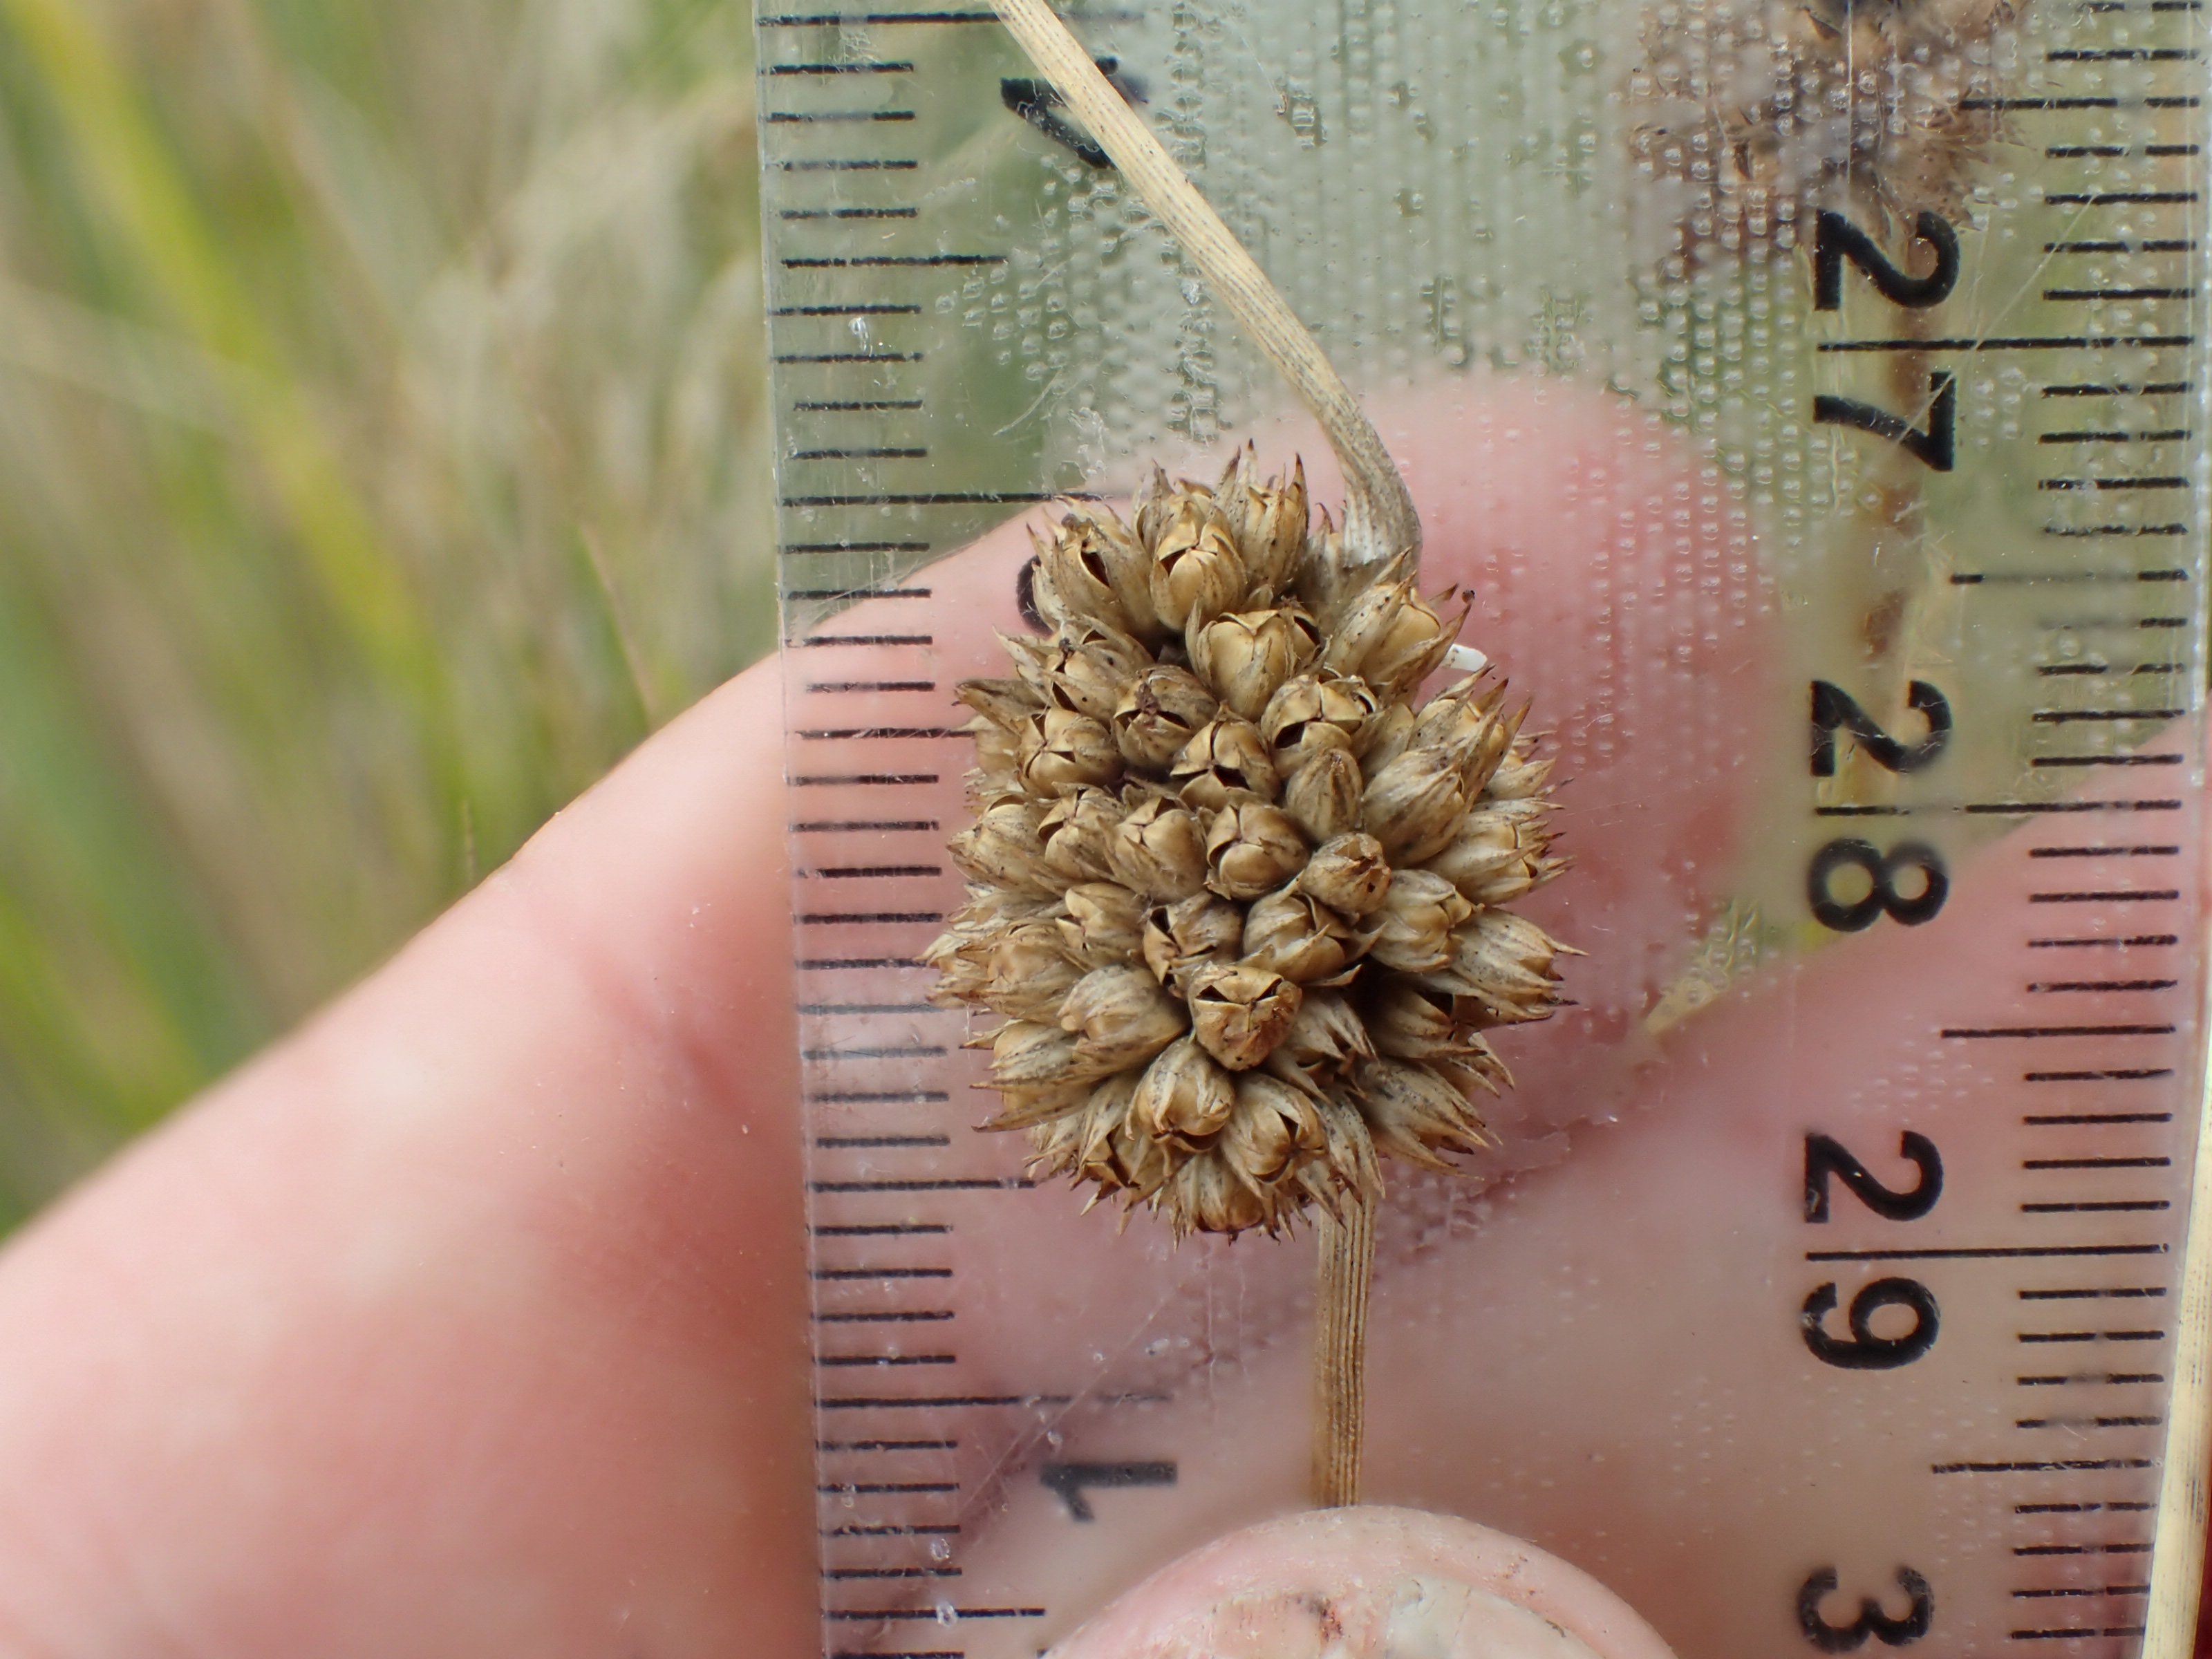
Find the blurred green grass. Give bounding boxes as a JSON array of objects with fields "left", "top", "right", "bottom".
[{"left": 0, "top": 0, "right": 774, "bottom": 1224}]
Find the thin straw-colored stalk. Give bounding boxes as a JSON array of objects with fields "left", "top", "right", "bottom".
[
  {"left": 1312, "top": 1197, "right": 1376, "bottom": 1508},
  {"left": 988, "top": 0, "right": 1420, "bottom": 572},
  {"left": 988, "top": 0, "right": 1416, "bottom": 1507}
]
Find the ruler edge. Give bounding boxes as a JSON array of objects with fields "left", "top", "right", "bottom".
[{"left": 2142, "top": 859, "right": 2212, "bottom": 1659}]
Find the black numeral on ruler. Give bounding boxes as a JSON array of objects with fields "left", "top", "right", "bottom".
[{"left": 1813, "top": 212, "right": 1961, "bottom": 471}]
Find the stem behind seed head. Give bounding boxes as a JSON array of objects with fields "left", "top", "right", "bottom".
[{"left": 989, "top": 0, "right": 1422, "bottom": 570}]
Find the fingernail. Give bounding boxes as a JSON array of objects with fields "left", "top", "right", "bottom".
[{"left": 1049, "top": 1505, "right": 1677, "bottom": 1659}]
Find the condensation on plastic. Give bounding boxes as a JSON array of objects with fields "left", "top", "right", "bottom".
[{"left": 761, "top": 0, "right": 2211, "bottom": 1650}]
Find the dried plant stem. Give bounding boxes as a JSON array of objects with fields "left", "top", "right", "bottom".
[
  {"left": 987, "top": 0, "right": 1425, "bottom": 1512},
  {"left": 987, "top": 0, "right": 1420, "bottom": 570},
  {"left": 1312, "top": 1197, "right": 1376, "bottom": 1507}
]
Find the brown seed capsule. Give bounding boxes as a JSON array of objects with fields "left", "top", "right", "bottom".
[
  {"left": 1038, "top": 787, "right": 1121, "bottom": 883},
  {"left": 1226, "top": 1071, "right": 1326, "bottom": 1188},
  {"left": 1356, "top": 1057, "right": 1491, "bottom": 1170},
  {"left": 1156, "top": 1149, "right": 1268, "bottom": 1237},
  {"left": 947, "top": 796, "right": 1058, "bottom": 894},
  {"left": 1187, "top": 960, "right": 1304, "bottom": 1071},
  {"left": 1030, "top": 521, "right": 1132, "bottom": 638},
  {"left": 1140, "top": 891, "right": 1245, "bottom": 986},
  {"left": 1190, "top": 606, "right": 1323, "bottom": 722},
  {"left": 1295, "top": 1094, "right": 1385, "bottom": 1215},
  {"left": 1203, "top": 801, "right": 1310, "bottom": 901},
  {"left": 1021, "top": 1067, "right": 1136, "bottom": 1179},
  {"left": 958, "top": 677, "right": 1044, "bottom": 729},
  {"left": 1297, "top": 832, "right": 1394, "bottom": 916},
  {"left": 1360, "top": 980, "right": 1465, "bottom": 1061},
  {"left": 1241, "top": 884, "right": 1367, "bottom": 984},
  {"left": 1262, "top": 987, "right": 1374, "bottom": 1096},
  {"left": 1484, "top": 740, "right": 1554, "bottom": 801},
  {"left": 989, "top": 1019, "right": 1121, "bottom": 1089},
  {"left": 1361, "top": 746, "right": 1471, "bottom": 864},
  {"left": 1423, "top": 799, "right": 1559, "bottom": 905},
  {"left": 1018, "top": 709, "right": 1123, "bottom": 796},
  {"left": 1059, "top": 504, "right": 1165, "bottom": 646},
  {"left": 1033, "top": 623, "right": 1154, "bottom": 721},
  {"left": 1234, "top": 455, "right": 1311, "bottom": 599},
  {"left": 1132, "top": 1035, "right": 1236, "bottom": 1141},
  {"left": 964, "top": 714, "right": 1023, "bottom": 800},
  {"left": 1365, "top": 869, "right": 1475, "bottom": 973},
  {"left": 1412, "top": 679, "right": 1517, "bottom": 788},
  {"left": 1060, "top": 880, "right": 1147, "bottom": 964},
  {"left": 1282, "top": 745, "right": 1364, "bottom": 843},
  {"left": 1132, "top": 465, "right": 1187, "bottom": 551},
  {"left": 1358, "top": 588, "right": 1465, "bottom": 698},
  {"left": 1409, "top": 908, "right": 1567, "bottom": 1024},
  {"left": 1105, "top": 796, "right": 1208, "bottom": 899},
  {"left": 1150, "top": 498, "right": 1246, "bottom": 633},
  {"left": 921, "top": 927, "right": 993, "bottom": 1004},
  {"left": 977, "top": 919, "right": 1089, "bottom": 1021},
  {"left": 1352, "top": 708, "right": 1414, "bottom": 777},
  {"left": 1170, "top": 715, "right": 1282, "bottom": 812},
  {"left": 1432, "top": 1033, "right": 1512, "bottom": 1098},
  {"left": 1261, "top": 671, "right": 1379, "bottom": 774},
  {"left": 1319, "top": 574, "right": 1412, "bottom": 677},
  {"left": 1112, "top": 665, "right": 1221, "bottom": 771},
  {"left": 1059, "top": 964, "right": 1190, "bottom": 1072},
  {"left": 982, "top": 1073, "right": 1097, "bottom": 1133}
]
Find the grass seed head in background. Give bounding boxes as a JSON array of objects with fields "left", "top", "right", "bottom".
[{"left": 0, "top": 0, "right": 773, "bottom": 1219}]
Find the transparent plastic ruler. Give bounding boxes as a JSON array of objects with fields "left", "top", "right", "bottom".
[{"left": 756, "top": 0, "right": 2211, "bottom": 1656}]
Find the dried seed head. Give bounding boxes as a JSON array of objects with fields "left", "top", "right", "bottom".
[
  {"left": 1356, "top": 1057, "right": 1493, "bottom": 1171},
  {"left": 932, "top": 451, "right": 1569, "bottom": 1236},
  {"left": 1485, "top": 739, "right": 1555, "bottom": 800},
  {"left": 1113, "top": 664, "right": 1220, "bottom": 771},
  {"left": 959, "top": 676, "right": 1044, "bottom": 729},
  {"left": 1423, "top": 798, "right": 1562, "bottom": 906},
  {"left": 1031, "top": 523, "right": 1132, "bottom": 639},
  {"left": 1231, "top": 453, "right": 1311, "bottom": 599},
  {"left": 1203, "top": 800, "right": 1310, "bottom": 902},
  {"left": 1187, "top": 960, "right": 1305, "bottom": 1071},
  {"left": 989, "top": 1019, "right": 1119, "bottom": 1089}
]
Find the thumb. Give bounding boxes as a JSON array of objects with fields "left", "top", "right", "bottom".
[{"left": 1046, "top": 1506, "right": 1680, "bottom": 1659}]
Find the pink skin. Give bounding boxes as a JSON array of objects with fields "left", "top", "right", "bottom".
[{"left": 0, "top": 375, "right": 2189, "bottom": 1658}]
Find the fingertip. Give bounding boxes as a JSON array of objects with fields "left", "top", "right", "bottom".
[{"left": 1049, "top": 1506, "right": 1680, "bottom": 1659}]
